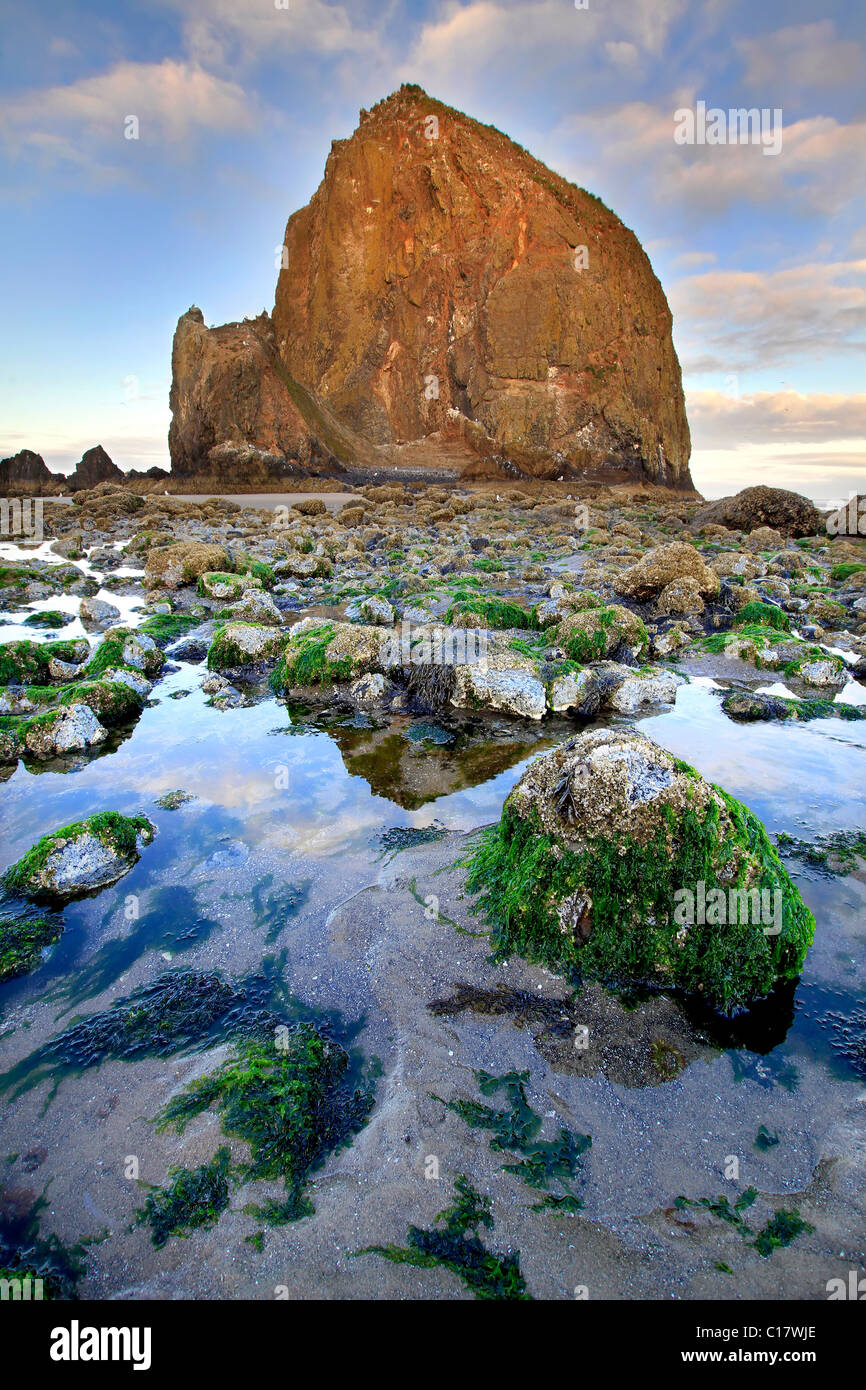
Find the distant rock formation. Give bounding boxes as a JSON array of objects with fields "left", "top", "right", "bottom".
[
  {"left": 169, "top": 85, "right": 693, "bottom": 489},
  {"left": 67, "top": 445, "right": 123, "bottom": 492},
  {"left": 0, "top": 449, "right": 56, "bottom": 493},
  {"left": 693, "top": 486, "right": 823, "bottom": 537}
]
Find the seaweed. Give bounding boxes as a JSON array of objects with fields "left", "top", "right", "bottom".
[
  {"left": 376, "top": 823, "right": 447, "bottom": 860},
  {"left": 154, "top": 1024, "right": 375, "bottom": 1226},
  {"left": 674, "top": 1188, "right": 813, "bottom": 1258},
  {"left": 136, "top": 1148, "right": 232, "bottom": 1248},
  {"left": 0, "top": 902, "right": 64, "bottom": 982},
  {"left": 0, "top": 1193, "right": 89, "bottom": 1299},
  {"left": 270, "top": 623, "right": 354, "bottom": 690},
  {"left": 433, "top": 1070, "right": 590, "bottom": 1211},
  {"left": 775, "top": 829, "right": 866, "bottom": 877},
  {"left": 355, "top": 1175, "right": 530, "bottom": 1300},
  {"left": 465, "top": 788, "right": 814, "bottom": 1014}
]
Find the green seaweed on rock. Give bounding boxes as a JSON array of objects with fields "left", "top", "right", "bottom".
[{"left": 465, "top": 773, "right": 814, "bottom": 1016}]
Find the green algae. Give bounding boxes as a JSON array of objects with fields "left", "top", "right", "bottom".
[
  {"left": 138, "top": 614, "right": 201, "bottom": 646},
  {"left": 356, "top": 1175, "right": 530, "bottom": 1300},
  {"left": 673, "top": 1189, "right": 813, "bottom": 1258},
  {"left": 433, "top": 1069, "right": 590, "bottom": 1212},
  {"left": 444, "top": 596, "right": 533, "bottom": 630},
  {"left": 376, "top": 824, "right": 447, "bottom": 860},
  {"left": 734, "top": 602, "right": 791, "bottom": 632},
  {"left": 0, "top": 904, "right": 64, "bottom": 982},
  {"left": 562, "top": 605, "right": 648, "bottom": 663},
  {"left": 0, "top": 1193, "right": 89, "bottom": 1299},
  {"left": 270, "top": 623, "right": 353, "bottom": 690},
  {"left": 2, "top": 811, "right": 153, "bottom": 903},
  {"left": 830, "top": 563, "right": 866, "bottom": 581},
  {"left": 136, "top": 1147, "right": 232, "bottom": 1248},
  {"left": 57, "top": 679, "right": 143, "bottom": 726},
  {"left": 154, "top": 1024, "right": 375, "bottom": 1225},
  {"left": 776, "top": 829, "right": 866, "bottom": 876},
  {"left": 23, "top": 610, "right": 72, "bottom": 629},
  {"left": 0, "top": 640, "right": 85, "bottom": 686},
  {"left": 234, "top": 555, "right": 276, "bottom": 589},
  {"left": 465, "top": 786, "right": 815, "bottom": 1014}
]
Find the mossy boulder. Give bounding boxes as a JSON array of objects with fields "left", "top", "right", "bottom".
[
  {"left": 0, "top": 639, "right": 88, "bottom": 687},
  {"left": 20, "top": 703, "right": 108, "bottom": 759},
  {"left": 83, "top": 627, "right": 164, "bottom": 679},
  {"left": 558, "top": 604, "right": 648, "bottom": 663},
  {"left": 444, "top": 595, "right": 533, "bottom": 630},
  {"left": 57, "top": 679, "right": 144, "bottom": 726},
  {"left": 466, "top": 729, "right": 814, "bottom": 1014},
  {"left": 3, "top": 811, "right": 155, "bottom": 904},
  {"left": 206, "top": 622, "right": 286, "bottom": 671},
  {"left": 614, "top": 542, "right": 721, "bottom": 602},
  {"left": 271, "top": 619, "right": 383, "bottom": 691},
  {"left": 144, "top": 541, "right": 229, "bottom": 591},
  {"left": 198, "top": 571, "right": 260, "bottom": 601}
]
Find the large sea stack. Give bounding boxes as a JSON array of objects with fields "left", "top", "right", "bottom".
[{"left": 169, "top": 86, "right": 692, "bottom": 490}]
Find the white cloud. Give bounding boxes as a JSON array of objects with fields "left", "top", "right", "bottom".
[
  {"left": 176, "top": 0, "right": 380, "bottom": 70},
  {"left": 688, "top": 390, "right": 866, "bottom": 447},
  {"left": 686, "top": 389, "right": 866, "bottom": 502},
  {"left": 736, "top": 21, "right": 865, "bottom": 92},
  {"left": 554, "top": 102, "right": 866, "bottom": 222},
  {"left": 0, "top": 60, "right": 257, "bottom": 186},
  {"left": 670, "top": 260, "right": 866, "bottom": 375}
]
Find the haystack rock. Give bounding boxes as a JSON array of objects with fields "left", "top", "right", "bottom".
[{"left": 169, "top": 86, "right": 692, "bottom": 489}]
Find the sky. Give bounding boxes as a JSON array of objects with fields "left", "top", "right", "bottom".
[{"left": 0, "top": 0, "right": 863, "bottom": 502}]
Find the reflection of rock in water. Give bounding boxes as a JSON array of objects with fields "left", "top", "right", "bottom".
[
  {"left": 306, "top": 710, "right": 558, "bottom": 810},
  {"left": 428, "top": 981, "right": 718, "bottom": 1088}
]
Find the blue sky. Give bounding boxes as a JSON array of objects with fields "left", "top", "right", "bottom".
[{"left": 0, "top": 0, "right": 863, "bottom": 500}]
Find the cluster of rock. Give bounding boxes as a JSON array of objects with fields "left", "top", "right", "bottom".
[{"left": 0, "top": 445, "right": 168, "bottom": 495}]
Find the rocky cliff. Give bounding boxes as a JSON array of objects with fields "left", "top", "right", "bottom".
[{"left": 169, "top": 85, "right": 692, "bottom": 489}]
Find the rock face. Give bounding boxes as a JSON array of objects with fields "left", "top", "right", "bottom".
[{"left": 169, "top": 85, "right": 692, "bottom": 488}]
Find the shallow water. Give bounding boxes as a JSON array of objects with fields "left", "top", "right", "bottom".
[{"left": 1, "top": 546, "right": 865, "bottom": 1299}]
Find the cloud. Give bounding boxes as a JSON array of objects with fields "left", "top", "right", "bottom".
[
  {"left": 0, "top": 60, "right": 256, "bottom": 177},
  {"left": 399, "top": 0, "right": 689, "bottom": 99},
  {"left": 687, "top": 390, "right": 866, "bottom": 447},
  {"left": 736, "top": 22, "right": 865, "bottom": 93},
  {"left": 554, "top": 102, "right": 866, "bottom": 222},
  {"left": 176, "top": 0, "right": 380, "bottom": 70},
  {"left": 670, "top": 260, "right": 866, "bottom": 375},
  {"left": 686, "top": 389, "right": 866, "bottom": 502}
]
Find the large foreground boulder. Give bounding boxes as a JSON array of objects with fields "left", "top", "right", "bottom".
[
  {"left": 613, "top": 541, "right": 720, "bottom": 602},
  {"left": 3, "top": 811, "right": 155, "bottom": 903},
  {"left": 693, "top": 486, "right": 822, "bottom": 538},
  {"left": 466, "top": 729, "right": 814, "bottom": 1013},
  {"left": 144, "top": 541, "right": 230, "bottom": 590}
]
